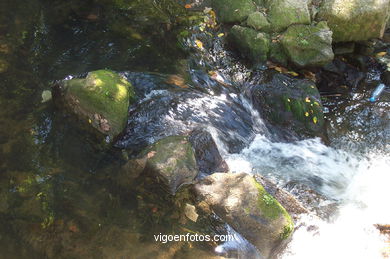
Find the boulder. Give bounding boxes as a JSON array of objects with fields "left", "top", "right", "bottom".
[
  {"left": 246, "top": 12, "right": 271, "bottom": 32},
  {"left": 281, "top": 22, "right": 334, "bottom": 67},
  {"left": 316, "top": 0, "right": 390, "bottom": 42},
  {"left": 188, "top": 129, "right": 229, "bottom": 175},
  {"left": 249, "top": 72, "right": 326, "bottom": 138},
  {"left": 52, "top": 70, "right": 135, "bottom": 142},
  {"left": 195, "top": 173, "right": 294, "bottom": 258},
  {"left": 266, "top": 0, "right": 311, "bottom": 32},
  {"left": 141, "top": 136, "right": 198, "bottom": 194},
  {"left": 229, "top": 25, "right": 270, "bottom": 63},
  {"left": 211, "top": 0, "right": 256, "bottom": 23}
]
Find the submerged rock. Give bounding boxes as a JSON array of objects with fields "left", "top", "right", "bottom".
[
  {"left": 211, "top": 0, "right": 256, "bottom": 23},
  {"left": 249, "top": 73, "right": 326, "bottom": 138},
  {"left": 281, "top": 22, "right": 334, "bottom": 67},
  {"left": 52, "top": 70, "right": 135, "bottom": 142},
  {"left": 189, "top": 129, "right": 229, "bottom": 175},
  {"left": 195, "top": 172, "right": 294, "bottom": 258},
  {"left": 229, "top": 25, "right": 270, "bottom": 63},
  {"left": 317, "top": 0, "right": 390, "bottom": 42},
  {"left": 140, "top": 136, "right": 198, "bottom": 194}
]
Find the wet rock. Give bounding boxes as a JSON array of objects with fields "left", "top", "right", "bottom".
[
  {"left": 317, "top": 0, "right": 390, "bottom": 42},
  {"left": 246, "top": 11, "right": 271, "bottom": 32},
  {"left": 266, "top": 0, "right": 311, "bottom": 32},
  {"left": 189, "top": 129, "right": 229, "bottom": 175},
  {"left": 281, "top": 22, "right": 334, "bottom": 67},
  {"left": 255, "top": 175, "right": 309, "bottom": 219},
  {"left": 52, "top": 70, "right": 135, "bottom": 143},
  {"left": 249, "top": 72, "right": 326, "bottom": 138},
  {"left": 229, "top": 25, "right": 270, "bottom": 63},
  {"left": 211, "top": 0, "right": 256, "bottom": 23},
  {"left": 141, "top": 136, "right": 198, "bottom": 194},
  {"left": 333, "top": 42, "right": 355, "bottom": 55},
  {"left": 116, "top": 89, "right": 255, "bottom": 154},
  {"left": 195, "top": 172, "right": 294, "bottom": 259}
]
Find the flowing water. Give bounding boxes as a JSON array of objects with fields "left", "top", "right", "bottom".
[{"left": 1, "top": 0, "right": 390, "bottom": 258}]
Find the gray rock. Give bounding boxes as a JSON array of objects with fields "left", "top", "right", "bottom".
[
  {"left": 211, "top": 0, "right": 256, "bottom": 23},
  {"left": 246, "top": 12, "right": 271, "bottom": 32},
  {"left": 281, "top": 21, "right": 334, "bottom": 67},
  {"left": 317, "top": 0, "right": 390, "bottom": 42},
  {"left": 195, "top": 172, "right": 294, "bottom": 258},
  {"left": 266, "top": 0, "right": 311, "bottom": 32},
  {"left": 141, "top": 136, "right": 198, "bottom": 194},
  {"left": 229, "top": 25, "right": 270, "bottom": 63}
]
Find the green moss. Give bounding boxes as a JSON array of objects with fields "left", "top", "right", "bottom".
[
  {"left": 229, "top": 25, "right": 270, "bottom": 63},
  {"left": 266, "top": 0, "right": 311, "bottom": 32},
  {"left": 63, "top": 70, "right": 135, "bottom": 138},
  {"left": 253, "top": 179, "right": 290, "bottom": 221},
  {"left": 252, "top": 179, "right": 294, "bottom": 239},
  {"left": 212, "top": 0, "right": 256, "bottom": 23}
]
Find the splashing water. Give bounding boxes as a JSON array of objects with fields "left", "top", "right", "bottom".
[{"left": 224, "top": 135, "right": 390, "bottom": 259}]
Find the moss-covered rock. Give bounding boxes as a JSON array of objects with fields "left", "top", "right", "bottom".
[
  {"left": 52, "top": 70, "right": 135, "bottom": 142},
  {"left": 270, "top": 41, "right": 289, "bottom": 66},
  {"left": 281, "top": 22, "right": 334, "bottom": 67},
  {"left": 195, "top": 173, "right": 294, "bottom": 258},
  {"left": 229, "top": 25, "right": 270, "bottom": 63},
  {"left": 141, "top": 136, "right": 198, "bottom": 194},
  {"left": 246, "top": 11, "right": 271, "bottom": 32},
  {"left": 211, "top": 0, "right": 256, "bottom": 23},
  {"left": 250, "top": 72, "right": 325, "bottom": 138},
  {"left": 266, "top": 0, "right": 311, "bottom": 32},
  {"left": 317, "top": 0, "right": 390, "bottom": 42}
]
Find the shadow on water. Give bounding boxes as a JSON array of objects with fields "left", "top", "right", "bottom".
[{"left": 0, "top": 0, "right": 234, "bottom": 258}]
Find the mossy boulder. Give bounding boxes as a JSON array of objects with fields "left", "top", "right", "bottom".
[
  {"left": 266, "top": 0, "right": 311, "bottom": 32},
  {"left": 52, "top": 70, "right": 135, "bottom": 142},
  {"left": 246, "top": 12, "right": 271, "bottom": 32},
  {"left": 195, "top": 173, "right": 294, "bottom": 258},
  {"left": 211, "top": 0, "right": 256, "bottom": 23},
  {"left": 250, "top": 72, "right": 325, "bottom": 138},
  {"left": 229, "top": 25, "right": 270, "bottom": 63},
  {"left": 141, "top": 136, "right": 198, "bottom": 194},
  {"left": 281, "top": 22, "right": 334, "bottom": 67},
  {"left": 316, "top": 0, "right": 390, "bottom": 42},
  {"left": 270, "top": 41, "right": 289, "bottom": 66}
]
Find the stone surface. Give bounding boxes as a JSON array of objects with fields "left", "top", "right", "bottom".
[
  {"left": 195, "top": 172, "right": 294, "bottom": 258},
  {"left": 246, "top": 11, "right": 271, "bottom": 32},
  {"left": 281, "top": 22, "right": 334, "bottom": 67},
  {"left": 188, "top": 129, "right": 228, "bottom": 175},
  {"left": 249, "top": 72, "right": 326, "bottom": 138},
  {"left": 52, "top": 70, "right": 135, "bottom": 142},
  {"left": 141, "top": 136, "right": 198, "bottom": 194},
  {"left": 266, "top": 0, "right": 311, "bottom": 32},
  {"left": 229, "top": 25, "right": 270, "bottom": 63},
  {"left": 211, "top": 0, "right": 256, "bottom": 23},
  {"left": 317, "top": 0, "right": 390, "bottom": 42}
]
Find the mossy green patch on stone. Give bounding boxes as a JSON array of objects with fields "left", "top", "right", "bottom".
[
  {"left": 252, "top": 178, "right": 291, "bottom": 222},
  {"left": 212, "top": 0, "right": 256, "bottom": 23},
  {"left": 281, "top": 22, "right": 334, "bottom": 67},
  {"left": 317, "top": 0, "right": 390, "bottom": 42},
  {"left": 246, "top": 12, "right": 271, "bottom": 32},
  {"left": 266, "top": 0, "right": 311, "bottom": 32},
  {"left": 229, "top": 25, "right": 270, "bottom": 63},
  {"left": 60, "top": 70, "right": 135, "bottom": 140}
]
